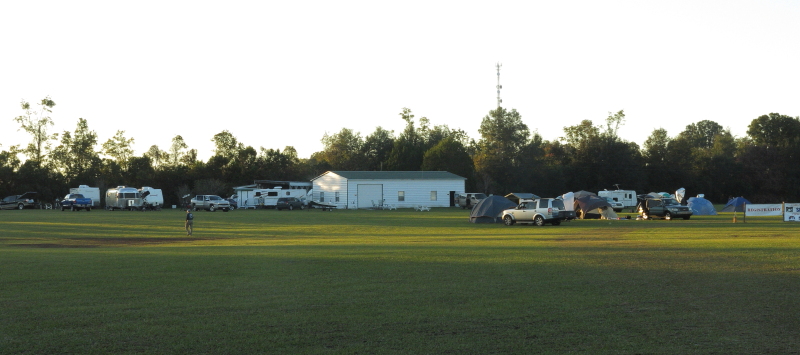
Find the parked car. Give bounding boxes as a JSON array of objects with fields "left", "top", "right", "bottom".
[
  {"left": 190, "top": 195, "right": 231, "bottom": 212},
  {"left": 1, "top": 192, "right": 38, "bottom": 210},
  {"left": 226, "top": 198, "right": 238, "bottom": 210},
  {"left": 276, "top": 197, "right": 304, "bottom": 210},
  {"left": 501, "top": 198, "right": 575, "bottom": 226},
  {"left": 637, "top": 196, "right": 692, "bottom": 220}
]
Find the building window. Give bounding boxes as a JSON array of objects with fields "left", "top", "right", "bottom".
[
  {"left": 398, "top": 191, "right": 405, "bottom": 202},
  {"left": 335, "top": 192, "right": 340, "bottom": 202},
  {"left": 430, "top": 191, "right": 437, "bottom": 201},
  {"left": 320, "top": 192, "right": 325, "bottom": 202}
]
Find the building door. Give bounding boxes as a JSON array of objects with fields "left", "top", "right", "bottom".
[
  {"left": 449, "top": 191, "right": 456, "bottom": 207},
  {"left": 357, "top": 184, "right": 383, "bottom": 209}
]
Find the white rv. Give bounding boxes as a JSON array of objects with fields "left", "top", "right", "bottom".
[
  {"left": 233, "top": 180, "right": 312, "bottom": 209},
  {"left": 69, "top": 185, "right": 101, "bottom": 207},
  {"left": 598, "top": 189, "right": 637, "bottom": 211},
  {"left": 139, "top": 187, "right": 164, "bottom": 207},
  {"left": 105, "top": 186, "right": 143, "bottom": 211}
]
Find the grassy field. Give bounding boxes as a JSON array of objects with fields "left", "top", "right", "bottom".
[{"left": 1, "top": 207, "right": 799, "bottom": 354}]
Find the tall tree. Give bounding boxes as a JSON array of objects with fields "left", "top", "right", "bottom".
[
  {"left": 102, "top": 130, "right": 135, "bottom": 167},
  {"left": 385, "top": 108, "right": 427, "bottom": 171},
  {"left": 51, "top": 118, "right": 100, "bottom": 181},
  {"left": 14, "top": 96, "right": 57, "bottom": 165},
  {"left": 319, "top": 128, "right": 364, "bottom": 170},
  {"left": 474, "top": 107, "right": 530, "bottom": 193},
  {"left": 747, "top": 113, "right": 800, "bottom": 148},
  {"left": 360, "top": 127, "right": 395, "bottom": 171}
]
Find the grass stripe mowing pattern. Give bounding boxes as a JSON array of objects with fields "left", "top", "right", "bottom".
[{"left": 1, "top": 208, "right": 799, "bottom": 353}]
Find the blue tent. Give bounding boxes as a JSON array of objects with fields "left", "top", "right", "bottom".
[
  {"left": 722, "top": 197, "right": 751, "bottom": 212},
  {"left": 687, "top": 197, "right": 717, "bottom": 215}
]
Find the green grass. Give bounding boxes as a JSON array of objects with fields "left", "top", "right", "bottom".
[{"left": 1, "top": 208, "right": 799, "bottom": 354}]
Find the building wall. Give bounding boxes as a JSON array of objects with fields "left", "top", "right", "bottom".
[
  {"left": 312, "top": 172, "right": 349, "bottom": 208},
  {"left": 346, "top": 179, "right": 463, "bottom": 209},
  {"left": 312, "top": 172, "right": 466, "bottom": 209}
]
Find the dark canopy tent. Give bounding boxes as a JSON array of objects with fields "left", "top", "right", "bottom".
[
  {"left": 470, "top": 196, "right": 517, "bottom": 223},
  {"left": 722, "top": 197, "right": 752, "bottom": 212},
  {"left": 575, "top": 195, "right": 614, "bottom": 219}
]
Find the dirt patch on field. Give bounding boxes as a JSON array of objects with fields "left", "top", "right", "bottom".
[{"left": 9, "top": 237, "right": 214, "bottom": 248}]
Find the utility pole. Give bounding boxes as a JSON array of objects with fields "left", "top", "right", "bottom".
[{"left": 496, "top": 62, "right": 503, "bottom": 108}]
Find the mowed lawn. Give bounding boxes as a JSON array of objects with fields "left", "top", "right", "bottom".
[{"left": 1, "top": 208, "right": 799, "bottom": 354}]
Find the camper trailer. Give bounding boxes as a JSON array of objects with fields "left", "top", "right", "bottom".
[
  {"left": 69, "top": 185, "right": 101, "bottom": 207},
  {"left": 598, "top": 189, "right": 637, "bottom": 211},
  {"left": 233, "top": 180, "right": 312, "bottom": 209},
  {"left": 105, "top": 186, "right": 143, "bottom": 211},
  {"left": 140, "top": 186, "right": 164, "bottom": 209}
]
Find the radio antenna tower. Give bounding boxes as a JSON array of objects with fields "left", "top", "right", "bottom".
[{"left": 495, "top": 62, "right": 503, "bottom": 108}]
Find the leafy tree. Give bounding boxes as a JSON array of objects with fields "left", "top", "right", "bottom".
[
  {"left": 473, "top": 107, "right": 530, "bottom": 193},
  {"left": 144, "top": 145, "right": 167, "bottom": 168},
  {"left": 385, "top": 108, "right": 427, "bottom": 171},
  {"left": 421, "top": 137, "right": 474, "bottom": 183},
  {"left": 319, "top": 128, "right": 364, "bottom": 170},
  {"left": 51, "top": 118, "right": 101, "bottom": 182},
  {"left": 167, "top": 135, "right": 189, "bottom": 167},
  {"left": 211, "top": 130, "right": 242, "bottom": 162},
  {"left": 747, "top": 113, "right": 800, "bottom": 148},
  {"left": 360, "top": 127, "right": 395, "bottom": 171},
  {"left": 102, "top": 130, "right": 135, "bottom": 167},
  {"left": 677, "top": 120, "right": 726, "bottom": 149},
  {"left": 14, "top": 96, "right": 57, "bottom": 165}
]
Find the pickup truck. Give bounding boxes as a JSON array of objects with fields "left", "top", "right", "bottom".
[
  {"left": 456, "top": 193, "right": 487, "bottom": 209},
  {"left": 190, "top": 195, "right": 231, "bottom": 212},
  {"left": 61, "top": 194, "right": 93, "bottom": 211}
]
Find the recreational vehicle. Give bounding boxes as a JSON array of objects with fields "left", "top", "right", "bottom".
[
  {"left": 105, "top": 186, "right": 143, "bottom": 211},
  {"left": 598, "top": 189, "right": 637, "bottom": 211},
  {"left": 139, "top": 186, "right": 164, "bottom": 208},
  {"left": 69, "top": 185, "right": 101, "bottom": 207},
  {"left": 233, "top": 180, "right": 312, "bottom": 209}
]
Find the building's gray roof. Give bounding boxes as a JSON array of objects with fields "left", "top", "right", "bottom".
[{"left": 315, "top": 171, "right": 466, "bottom": 181}]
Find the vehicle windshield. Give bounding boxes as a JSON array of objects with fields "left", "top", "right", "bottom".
[{"left": 662, "top": 198, "right": 680, "bottom": 206}]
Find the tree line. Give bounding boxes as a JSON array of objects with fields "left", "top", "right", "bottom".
[{"left": 3, "top": 97, "right": 799, "bottom": 206}]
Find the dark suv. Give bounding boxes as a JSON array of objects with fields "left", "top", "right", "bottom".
[
  {"left": 1, "top": 192, "right": 38, "bottom": 210},
  {"left": 637, "top": 197, "right": 692, "bottom": 220},
  {"left": 276, "top": 197, "right": 304, "bottom": 210}
]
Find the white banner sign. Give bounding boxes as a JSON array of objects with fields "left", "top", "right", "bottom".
[
  {"left": 785, "top": 203, "right": 800, "bottom": 222},
  {"left": 746, "top": 204, "right": 783, "bottom": 216}
]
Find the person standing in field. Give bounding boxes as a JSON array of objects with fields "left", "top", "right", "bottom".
[{"left": 185, "top": 209, "right": 194, "bottom": 235}]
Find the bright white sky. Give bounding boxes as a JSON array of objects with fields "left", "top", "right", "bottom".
[{"left": 2, "top": 0, "right": 798, "bottom": 161}]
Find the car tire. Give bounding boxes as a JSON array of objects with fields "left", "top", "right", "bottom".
[
  {"left": 87, "top": 207, "right": 91, "bottom": 212},
  {"left": 503, "top": 215, "right": 515, "bottom": 226},
  {"left": 683, "top": 216, "right": 691, "bottom": 220},
  {"left": 534, "top": 215, "right": 545, "bottom": 226},
  {"left": 300, "top": 204, "right": 305, "bottom": 210},
  {"left": 223, "top": 208, "right": 229, "bottom": 212},
  {"left": 18, "top": 203, "right": 24, "bottom": 210},
  {"left": 209, "top": 205, "right": 216, "bottom": 212},
  {"left": 289, "top": 205, "right": 294, "bottom": 211},
  {"left": 61, "top": 206, "right": 65, "bottom": 211},
  {"left": 665, "top": 212, "right": 672, "bottom": 220},
  {"left": 71, "top": 205, "right": 76, "bottom": 212}
]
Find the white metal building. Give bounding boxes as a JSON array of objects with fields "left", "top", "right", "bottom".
[{"left": 311, "top": 171, "right": 467, "bottom": 209}]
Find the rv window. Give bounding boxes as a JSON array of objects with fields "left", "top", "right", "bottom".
[{"left": 267, "top": 192, "right": 278, "bottom": 197}]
